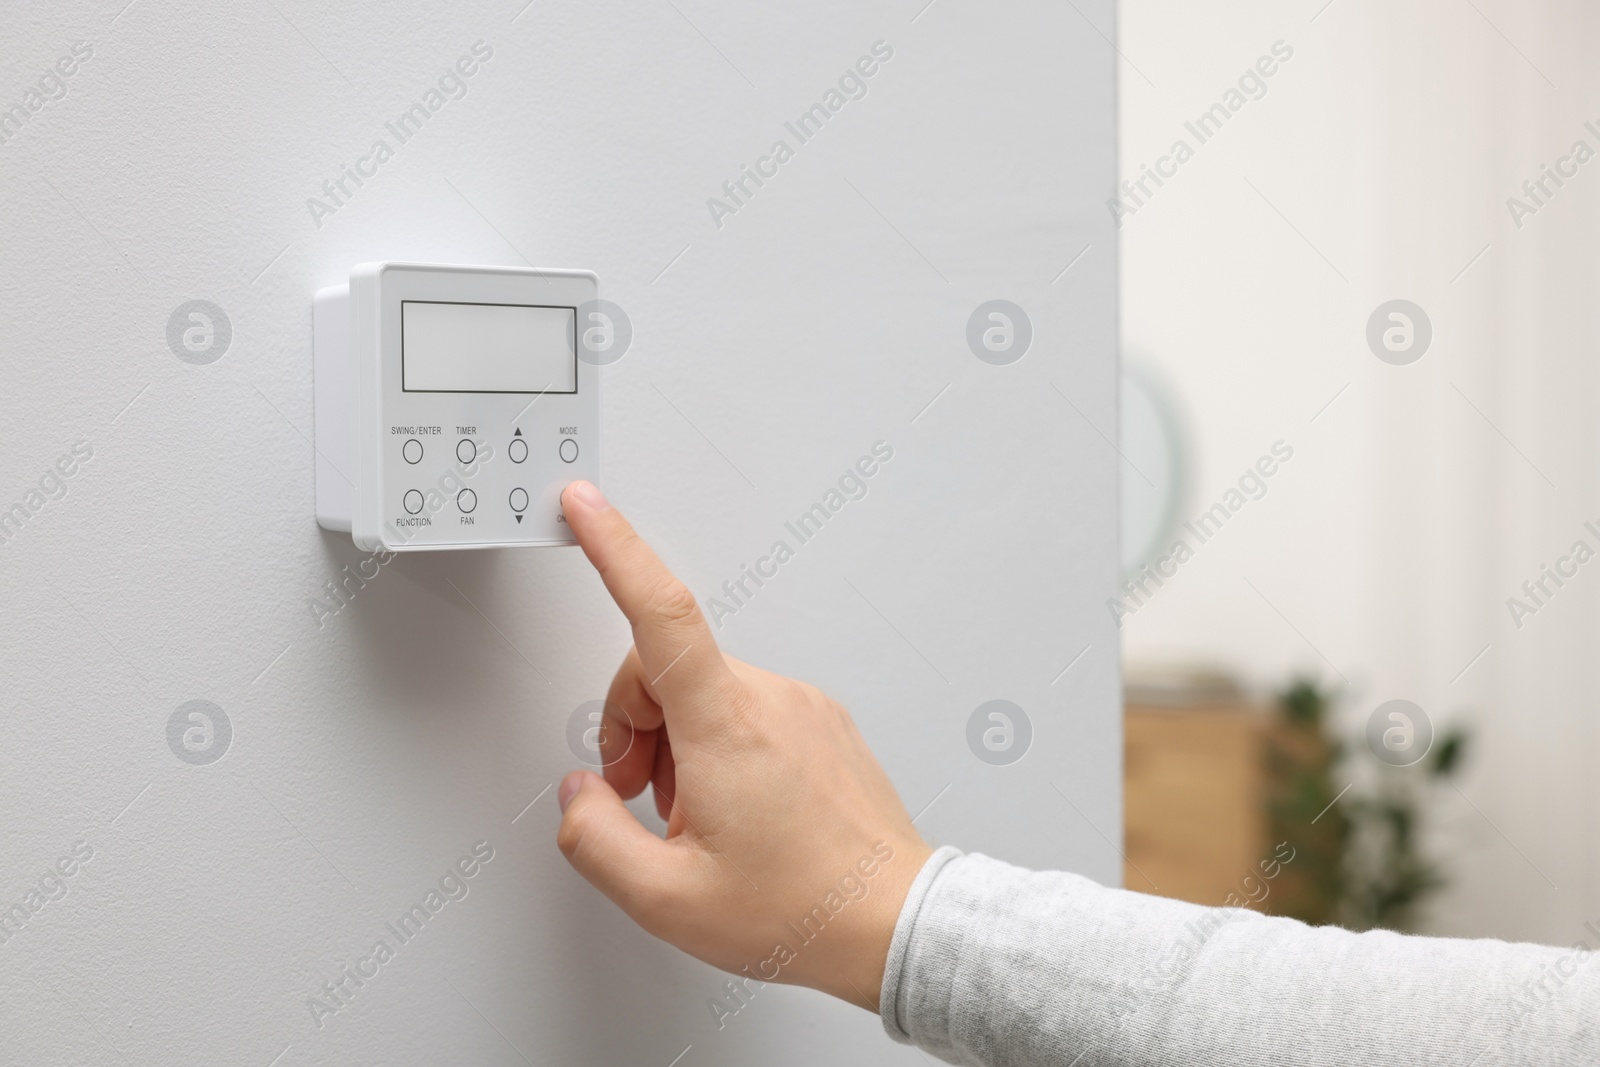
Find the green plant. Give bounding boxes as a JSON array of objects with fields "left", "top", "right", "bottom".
[
  {"left": 1341, "top": 728, "right": 1467, "bottom": 931},
  {"left": 1262, "top": 678, "right": 1468, "bottom": 932},
  {"left": 1263, "top": 679, "right": 1349, "bottom": 926}
]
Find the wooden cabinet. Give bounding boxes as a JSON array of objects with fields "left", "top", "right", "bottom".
[{"left": 1124, "top": 703, "right": 1269, "bottom": 907}]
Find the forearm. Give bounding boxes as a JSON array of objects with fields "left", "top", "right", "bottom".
[{"left": 880, "top": 847, "right": 1599, "bottom": 1067}]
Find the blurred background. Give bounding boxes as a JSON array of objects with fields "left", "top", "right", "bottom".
[{"left": 1115, "top": 0, "right": 1598, "bottom": 947}]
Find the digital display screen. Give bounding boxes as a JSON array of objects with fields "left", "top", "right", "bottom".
[{"left": 401, "top": 301, "right": 577, "bottom": 393}]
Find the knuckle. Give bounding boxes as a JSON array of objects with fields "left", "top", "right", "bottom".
[
  {"left": 780, "top": 676, "right": 829, "bottom": 717},
  {"left": 646, "top": 575, "right": 701, "bottom": 626},
  {"left": 717, "top": 679, "right": 765, "bottom": 739},
  {"left": 555, "top": 808, "right": 594, "bottom": 862},
  {"left": 793, "top": 678, "right": 826, "bottom": 707}
]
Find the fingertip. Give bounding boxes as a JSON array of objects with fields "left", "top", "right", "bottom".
[
  {"left": 564, "top": 480, "right": 610, "bottom": 515},
  {"left": 558, "top": 769, "right": 590, "bottom": 813},
  {"left": 563, "top": 481, "right": 618, "bottom": 567}
]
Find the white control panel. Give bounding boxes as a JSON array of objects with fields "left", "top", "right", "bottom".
[{"left": 314, "top": 262, "right": 600, "bottom": 552}]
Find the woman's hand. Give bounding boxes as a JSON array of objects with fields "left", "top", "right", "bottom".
[{"left": 555, "top": 481, "right": 932, "bottom": 1009}]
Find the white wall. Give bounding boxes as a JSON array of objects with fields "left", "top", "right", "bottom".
[
  {"left": 1120, "top": 0, "right": 1599, "bottom": 945},
  {"left": 0, "top": 1, "right": 1118, "bottom": 1063}
]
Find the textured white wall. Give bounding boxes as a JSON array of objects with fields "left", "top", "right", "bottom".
[{"left": 0, "top": 1, "right": 1117, "bottom": 1064}]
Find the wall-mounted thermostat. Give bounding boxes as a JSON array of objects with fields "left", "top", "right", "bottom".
[{"left": 314, "top": 262, "right": 599, "bottom": 552}]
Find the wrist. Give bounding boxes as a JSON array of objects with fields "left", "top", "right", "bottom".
[{"left": 818, "top": 836, "right": 934, "bottom": 1011}]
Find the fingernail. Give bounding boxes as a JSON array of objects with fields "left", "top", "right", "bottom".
[
  {"left": 558, "top": 771, "right": 585, "bottom": 813},
  {"left": 567, "top": 480, "right": 610, "bottom": 513}
]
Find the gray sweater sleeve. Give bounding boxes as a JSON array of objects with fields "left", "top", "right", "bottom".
[{"left": 879, "top": 847, "right": 1599, "bottom": 1066}]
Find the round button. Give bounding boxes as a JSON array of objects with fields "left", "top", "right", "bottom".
[
  {"left": 403, "top": 490, "right": 424, "bottom": 514},
  {"left": 508, "top": 438, "right": 528, "bottom": 464},
  {"left": 559, "top": 438, "right": 579, "bottom": 463},
  {"left": 509, "top": 488, "right": 528, "bottom": 513},
  {"left": 457, "top": 439, "right": 476, "bottom": 464},
  {"left": 458, "top": 489, "right": 477, "bottom": 513},
  {"left": 402, "top": 439, "right": 423, "bottom": 464}
]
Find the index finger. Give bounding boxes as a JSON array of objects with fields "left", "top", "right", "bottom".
[{"left": 562, "top": 481, "right": 736, "bottom": 712}]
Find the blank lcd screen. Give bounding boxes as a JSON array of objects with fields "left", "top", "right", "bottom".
[{"left": 401, "top": 301, "right": 576, "bottom": 393}]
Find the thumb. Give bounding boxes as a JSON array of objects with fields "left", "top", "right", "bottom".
[{"left": 555, "top": 770, "right": 680, "bottom": 922}]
